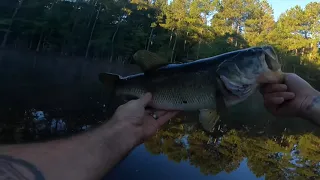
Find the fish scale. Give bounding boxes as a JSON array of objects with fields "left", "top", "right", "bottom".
[{"left": 145, "top": 71, "right": 217, "bottom": 110}]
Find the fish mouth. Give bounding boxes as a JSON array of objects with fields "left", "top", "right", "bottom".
[{"left": 214, "top": 46, "right": 275, "bottom": 106}]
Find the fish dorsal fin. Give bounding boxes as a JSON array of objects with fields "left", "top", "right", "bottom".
[
  {"left": 199, "top": 109, "right": 220, "bottom": 133},
  {"left": 133, "top": 50, "right": 169, "bottom": 72}
]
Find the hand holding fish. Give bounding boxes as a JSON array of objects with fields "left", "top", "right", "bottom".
[
  {"left": 111, "top": 92, "right": 179, "bottom": 144},
  {"left": 258, "top": 72, "right": 320, "bottom": 125}
]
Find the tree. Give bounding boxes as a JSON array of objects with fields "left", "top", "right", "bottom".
[
  {"left": 1, "top": 0, "right": 25, "bottom": 47},
  {"left": 244, "top": 0, "right": 275, "bottom": 46},
  {"left": 0, "top": 0, "right": 318, "bottom": 66}
]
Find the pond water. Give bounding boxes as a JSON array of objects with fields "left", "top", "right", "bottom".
[
  {"left": 105, "top": 145, "right": 263, "bottom": 180},
  {"left": 1, "top": 92, "right": 320, "bottom": 180},
  {"left": 103, "top": 92, "right": 320, "bottom": 180}
]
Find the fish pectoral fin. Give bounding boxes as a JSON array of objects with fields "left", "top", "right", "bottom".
[
  {"left": 199, "top": 109, "right": 220, "bottom": 133},
  {"left": 133, "top": 50, "right": 169, "bottom": 72}
]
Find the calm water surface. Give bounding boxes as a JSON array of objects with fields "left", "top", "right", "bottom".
[
  {"left": 104, "top": 93, "right": 320, "bottom": 180},
  {"left": 105, "top": 145, "right": 263, "bottom": 180}
]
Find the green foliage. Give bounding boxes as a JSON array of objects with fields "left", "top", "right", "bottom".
[{"left": 0, "top": 0, "right": 319, "bottom": 71}]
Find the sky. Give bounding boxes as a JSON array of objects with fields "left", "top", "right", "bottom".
[
  {"left": 167, "top": 0, "right": 317, "bottom": 21},
  {"left": 268, "top": 0, "right": 316, "bottom": 20}
]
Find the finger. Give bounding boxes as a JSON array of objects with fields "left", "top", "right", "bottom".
[
  {"left": 145, "top": 109, "right": 152, "bottom": 114},
  {"left": 156, "top": 111, "right": 180, "bottom": 127},
  {"left": 138, "top": 92, "right": 152, "bottom": 107},
  {"left": 257, "top": 71, "right": 285, "bottom": 84},
  {"left": 261, "top": 84, "right": 287, "bottom": 94},
  {"left": 265, "top": 97, "right": 284, "bottom": 105},
  {"left": 149, "top": 111, "right": 174, "bottom": 120},
  {"left": 144, "top": 110, "right": 167, "bottom": 119},
  {"left": 153, "top": 110, "right": 167, "bottom": 117},
  {"left": 264, "top": 92, "right": 295, "bottom": 101}
]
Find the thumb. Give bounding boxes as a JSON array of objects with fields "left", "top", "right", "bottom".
[
  {"left": 138, "top": 92, "right": 152, "bottom": 107},
  {"left": 257, "top": 71, "right": 285, "bottom": 84}
]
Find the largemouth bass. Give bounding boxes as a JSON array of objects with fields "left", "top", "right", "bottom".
[{"left": 99, "top": 46, "right": 284, "bottom": 132}]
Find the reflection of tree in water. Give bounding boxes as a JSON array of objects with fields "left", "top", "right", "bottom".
[
  {"left": 144, "top": 118, "right": 320, "bottom": 179},
  {"left": 186, "top": 129, "right": 243, "bottom": 175},
  {"left": 145, "top": 121, "right": 189, "bottom": 162}
]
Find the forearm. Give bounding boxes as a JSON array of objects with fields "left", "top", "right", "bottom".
[{"left": 0, "top": 118, "right": 140, "bottom": 180}]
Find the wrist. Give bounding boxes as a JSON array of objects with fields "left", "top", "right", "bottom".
[
  {"left": 104, "top": 117, "right": 143, "bottom": 146},
  {"left": 300, "top": 93, "right": 320, "bottom": 125}
]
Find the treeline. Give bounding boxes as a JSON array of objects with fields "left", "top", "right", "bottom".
[{"left": 0, "top": 0, "right": 319, "bottom": 65}]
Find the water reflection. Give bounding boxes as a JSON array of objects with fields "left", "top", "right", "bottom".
[
  {"left": 0, "top": 107, "right": 107, "bottom": 144},
  {"left": 144, "top": 114, "right": 320, "bottom": 179}
]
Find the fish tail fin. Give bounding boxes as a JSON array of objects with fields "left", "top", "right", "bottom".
[
  {"left": 99, "top": 72, "right": 123, "bottom": 115},
  {"left": 99, "top": 72, "right": 122, "bottom": 87}
]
